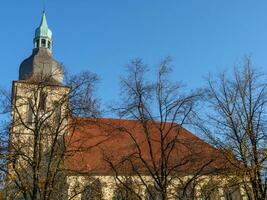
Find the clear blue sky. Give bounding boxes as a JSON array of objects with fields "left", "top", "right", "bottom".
[{"left": 1, "top": 0, "right": 267, "bottom": 106}]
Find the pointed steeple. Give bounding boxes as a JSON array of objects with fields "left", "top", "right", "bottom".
[
  {"left": 34, "top": 12, "right": 53, "bottom": 52},
  {"left": 19, "top": 12, "right": 64, "bottom": 83}
]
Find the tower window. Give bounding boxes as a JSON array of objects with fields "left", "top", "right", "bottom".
[
  {"left": 39, "top": 92, "right": 47, "bottom": 112},
  {"left": 36, "top": 39, "right": 40, "bottom": 48},
  {"left": 27, "top": 99, "right": 34, "bottom": 124},
  {"left": 41, "top": 39, "right": 46, "bottom": 47},
  {"left": 48, "top": 41, "right": 51, "bottom": 49},
  {"left": 53, "top": 101, "right": 61, "bottom": 123}
]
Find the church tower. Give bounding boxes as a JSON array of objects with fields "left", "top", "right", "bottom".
[{"left": 7, "top": 13, "right": 69, "bottom": 200}]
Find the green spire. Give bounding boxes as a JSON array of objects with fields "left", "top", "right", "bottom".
[
  {"left": 35, "top": 12, "right": 52, "bottom": 39},
  {"left": 34, "top": 12, "right": 53, "bottom": 52}
]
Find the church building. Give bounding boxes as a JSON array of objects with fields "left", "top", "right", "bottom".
[{"left": 6, "top": 13, "right": 249, "bottom": 200}]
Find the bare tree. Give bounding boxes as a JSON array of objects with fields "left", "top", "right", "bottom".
[
  {"left": 66, "top": 71, "right": 100, "bottom": 117},
  {"left": 0, "top": 88, "right": 11, "bottom": 190},
  {"left": 104, "top": 58, "right": 220, "bottom": 200},
  {"left": 202, "top": 58, "right": 267, "bottom": 200},
  {"left": 5, "top": 69, "right": 100, "bottom": 200}
]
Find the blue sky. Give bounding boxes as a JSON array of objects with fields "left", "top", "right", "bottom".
[{"left": 1, "top": 1, "right": 267, "bottom": 106}]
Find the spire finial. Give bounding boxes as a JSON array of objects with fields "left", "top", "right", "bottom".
[{"left": 42, "top": 0, "right": 46, "bottom": 13}]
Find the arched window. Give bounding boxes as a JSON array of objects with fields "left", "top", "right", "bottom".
[
  {"left": 112, "top": 180, "right": 139, "bottom": 200},
  {"left": 36, "top": 39, "right": 40, "bottom": 48},
  {"left": 39, "top": 91, "right": 47, "bottom": 112},
  {"left": 145, "top": 185, "right": 162, "bottom": 200},
  {"left": 176, "top": 182, "right": 196, "bottom": 200},
  {"left": 81, "top": 179, "right": 103, "bottom": 200},
  {"left": 200, "top": 181, "right": 220, "bottom": 200},
  {"left": 41, "top": 39, "right": 46, "bottom": 47},
  {"left": 52, "top": 101, "right": 62, "bottom": 123},
  {"left": 26, "top": 99, "right": 34, "bottom": 124},
  {"left": 224, "top": 185, "right": 242, "bottom": 200}
]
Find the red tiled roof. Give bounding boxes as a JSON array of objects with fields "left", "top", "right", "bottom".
[{"left": 65, "top": 117, "right": 227, "bottom": 175}]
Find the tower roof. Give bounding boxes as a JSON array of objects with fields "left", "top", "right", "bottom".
[
  {"left": 19, "top": 48, "right": 63, "bottom": 84},
  {"left": 35, "top": 12, "right": 52, "bottom": 39}
]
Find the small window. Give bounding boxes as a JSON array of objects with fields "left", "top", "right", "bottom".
[
  {"left": 176, "top": 182, "right": 196, "bottom": 200},
  {"left": 53, "top": 101, "right": 61, "bottom": 123},
  {"left": 48, "top": 41, "right": 51, "bottom": 49},
  {"left": 41, "top": 39, "right": 46, "bottom": 47},
  {"left": 113, "top": 180, "right": 138, "bottom": 200},
  {"left": 224, "top": 185, "right": 242, "bottom": 200},
  {"left": 36, "top": 39, "right": 40, "bottom": 48},
  {"left": 39, "top": 92, "right": 47, "bottom": 112},
  {"left": 146, "top": 185, "right": 162, "bottom": 200},
  {"left": 81, "top": 179, "right": 103, "bottom": 200},
  {"left": 27, "top": 99, "right": 34, "bottom": 124},
  {"left": 200, "top": 184, "right": 220, "bottom": 200}
]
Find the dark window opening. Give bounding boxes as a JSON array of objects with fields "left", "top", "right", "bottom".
[
  {"left": 39, "top": 92, "right": 47, "bottom": 112},
  {"left": 146, "top": 185, "right": 162, "bottom": 200},
  {"left": 53, "top": 101, "right": 61, "bottom": 123},
  {"left": 176, "top": 182, "right": 196, "bottom": 200},
  {"left": 27, "top": 99, "right": 34, "bottom": 124},
  {"left": 81, "top": 179, "right": 103, "bottom": 200},
  {"left": 224, "top": 185, "right": 242, "bottom": 200},
  {"left": 200, "top": 185, "right": 220, "bottom": 200},
  {"left": 112, "top": 180, "right": 139, "bottom": 200},
  {"left": 36, "top": 39, "right": 40, "bottom": 48},
  {"left": 41, "top": 39, "right": 46, "bottom": 47},
  {"left": 48, "top": 41, "right": 51, "bottom": 49}
]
